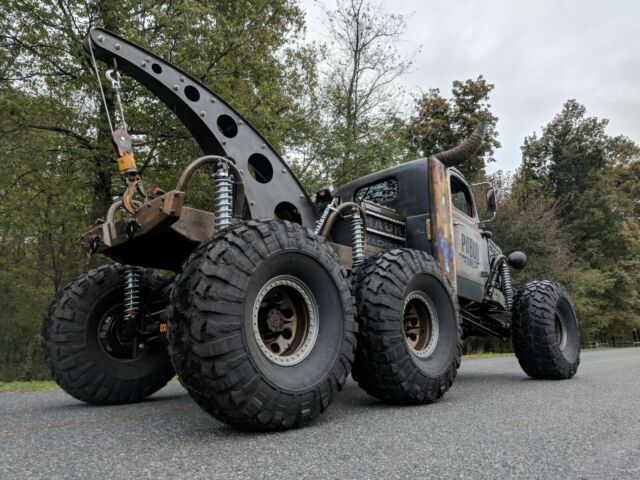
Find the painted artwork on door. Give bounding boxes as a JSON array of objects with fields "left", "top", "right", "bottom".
[{"left": 428, "top": 157, "right": 457, "bottom": 291}]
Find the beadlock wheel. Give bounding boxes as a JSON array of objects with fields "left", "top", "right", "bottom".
[
  {"left": 403, "top": 291, "right": 439, "bottom": 358},
  {"left": 252, "top": 275, "right": 319, "bottom": 366}
]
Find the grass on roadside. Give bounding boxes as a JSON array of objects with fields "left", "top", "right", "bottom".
[
  {"left": 463, "top": 352, "right": 514, "bottom": 360},
  {"left": 0, "top": 381, "right": 58, "bottom": 393}
]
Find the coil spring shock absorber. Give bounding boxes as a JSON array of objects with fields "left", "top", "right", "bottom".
[
  {"left": 314, "top": 198, "right": 337, "bottom": 235},
  {"left": 123, "top": 266, "right": 141, "bottom": 321},
  {"left": 215, "top": 161, "right": 233, "bottom": 230},
  {"left": 351, "top": 207, "right": 365, "bottom": 267},
  {"left": 500, "top": 260, "right": 513, "bottom": 310}
]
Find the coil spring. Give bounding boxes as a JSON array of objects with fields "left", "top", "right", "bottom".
[
  {"left": 500, "top": 260, "right": 513, "bottom": 310},
  {"left": 215, "top": 162, "right": 233, "bottom": 230},
  {"left": 314, "top": 199, "right": 336, "bottom": 235},
  {"left": 123, "top": 266, "right": 141, "bottom": 321},
  {"left": 351, "top": 209, "right": 365, "bottom": 267}
]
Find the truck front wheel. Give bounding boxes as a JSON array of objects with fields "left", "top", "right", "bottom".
[{"left": 512, "top": 281, "right": 580, "bottom": 379}]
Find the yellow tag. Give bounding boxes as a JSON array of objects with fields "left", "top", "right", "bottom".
[
  {"left": 117, "top": 152, "right": 137, "bottom": 172},
  {"left": 159, "top": 323, "right": 167, "bottom": 333}
]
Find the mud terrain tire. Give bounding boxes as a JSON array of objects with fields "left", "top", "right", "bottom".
[
  {"left": 42, "top": 264, "right": 174, "bottom": 404},
  {"left": 512, "top": 281, "right": 580, "bottom": 379},
  {"left": 353, "top": 249, "right": 462, "bottom": 404},
  {"left": 169, "top": 220, "right": 356, "bottom": 430}
]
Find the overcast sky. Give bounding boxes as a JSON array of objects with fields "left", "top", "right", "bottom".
[{"left": 301, "top": 0, "right": 640, "bottom": 173}]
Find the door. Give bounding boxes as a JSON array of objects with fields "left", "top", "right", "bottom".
[{"left": 449, "top": 172, "right": 489, "bottom": 302}]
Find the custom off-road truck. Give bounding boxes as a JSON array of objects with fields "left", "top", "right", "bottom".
[{"left": 43, "top": 29, "right": 580, "bottom": 430}]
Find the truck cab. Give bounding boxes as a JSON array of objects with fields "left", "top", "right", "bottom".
[{"left": 336, "top": 159, "right": 497, "bottom": 307}]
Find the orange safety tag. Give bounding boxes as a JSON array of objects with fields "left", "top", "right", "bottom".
[{"left": 117, "top": 152, "right": 137, "bottom": 172}]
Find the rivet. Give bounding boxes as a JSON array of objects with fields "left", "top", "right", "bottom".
[
  {"left": 145, "top": 56, "right": 150, "bottom": 62},
  {"left": 281, "top": 168, "right": 286, "bottom": 174},
  {"left": 173, "top": 84, "right": 178, "bottom": 91},
  {"left": 200, "top": 111, "right": 206, "bottom": 117},
  {"left": 114, "top": 43, "right": 121, "bottom": 50},
  {"left": 222, "top": 141, "right": 226, "bottom": 146},
  {"left": 260, "top": 144, "right": 265, "bottom": 149},
  {"left": 97, "top": 35, "right": 104, "bottom": 43},
  {"left": 174, "top": 192, "right": 180, "bottom": 197},
  {"left": 210, "top": 97, "right": 216, "bottom": 103},
  {"left": 179, "top": 76, "right": 185, "bottom": 82},
  {"left": 250, "top": 200, "right": 255, "bottom": 206},
  {"left": 238, "top": 120, "right": 243, "bottom": 125},
  {"left": 141, "top": 61, "right": 147, "bottom": 67}
]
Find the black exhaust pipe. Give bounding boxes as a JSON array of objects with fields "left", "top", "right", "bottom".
[{"left": 433, "top": 124, "right": 487, "bottom": 168}]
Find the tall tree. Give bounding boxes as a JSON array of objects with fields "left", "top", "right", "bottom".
[
  {"left": 406, "top": 75, "right": 500, "bottom": 181},
  {"left": 302, "top": 0, "right": 411, "bottom": 186},
  {"left": 517, "top": 99, "right": 640, "bottom": 342}
]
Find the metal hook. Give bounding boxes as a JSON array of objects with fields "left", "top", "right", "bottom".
[{"left": 105, "top": 69, "right": 122, "bottom": 89}]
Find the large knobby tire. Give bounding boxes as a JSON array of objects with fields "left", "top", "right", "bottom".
[
  {"left": 42, "top": 264, "right": 174, "bottom": 404},
  {"left": 353, "top": 249, "right": 462, "bottom": 404},
  {"left": 169, "top": 220, "right": 356, "bottom": 430},
  {"left": 512, "top": 281, "right": 580, "bottom": 379}
]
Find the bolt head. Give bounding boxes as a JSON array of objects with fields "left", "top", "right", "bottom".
[
  {"left": 114, "top": 43, "right": 121, "bottom": 50},
  {"left": 200, "top": 111, "right": 206, "bottom": 117},
  {"left": 97, "top": 35, "right": 104, "bottom": 42},
  {"left": 173, "top": 84, "right": 178, "bottom": 91}
]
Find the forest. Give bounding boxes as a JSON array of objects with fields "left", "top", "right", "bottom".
[{"left": 1, "top": 0, "right": 639, "bottom": 380}]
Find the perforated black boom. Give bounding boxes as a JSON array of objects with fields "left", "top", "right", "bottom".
[{"left": 84, "top": 28, "right": 317, "bottom": 226}]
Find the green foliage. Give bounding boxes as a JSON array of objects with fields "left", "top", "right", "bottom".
[
  {"left": 499, "top": 99, "right": 640, "bottom": 343},
  {"left": 0, "top": 0, "right": 320, "bottom": 380},
  {"left": 406, "top": 75, "right": 501, "bottom": 181}
]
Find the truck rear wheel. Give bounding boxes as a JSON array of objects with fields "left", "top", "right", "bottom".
[
  {"left": 42, "top": 265, "right": 174, "bottom": 405},
  {"left": 512, "top": 281, "right": 580, "bottom": 379},
  {"left": 169, "top": 220, "right": 356, "bottom": 430},
  {"left": 353, "top": 249, "right": 462, "bottom": 404}
]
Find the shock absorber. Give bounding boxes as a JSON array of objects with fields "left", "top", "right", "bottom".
[
  {"left": 500, "top": 260, "right": 514, "bottom": 311},
  {"left": 351, "top": 207, "right": 365, "bottom": 267},
  {"left": 314, "top": 198, "right": 337, "bottom": 235},
  {"left": 123, "top": 266, "right": 141, "bottom": 321},
  {"left": 215, "top": 161, "right": 233, "bottom": 230}
]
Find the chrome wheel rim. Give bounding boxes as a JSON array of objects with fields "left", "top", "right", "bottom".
[
  {"left": 403, "top": 291, "right": 439, "bottom": 358},
  {"left": 252, "top": 275, "right": 318, "bottom": 366}
]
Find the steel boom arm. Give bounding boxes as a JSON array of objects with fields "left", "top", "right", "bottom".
[{"left": 84, "top": 28, "right": 317, "bottom": 226}]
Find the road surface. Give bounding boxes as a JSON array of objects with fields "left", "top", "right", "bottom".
[{"left": 2, "top": 348, "right": 639, "bottom": 479}]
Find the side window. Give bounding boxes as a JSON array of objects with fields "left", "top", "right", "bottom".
[
  {"left": 355, "top": 178, "right": 398, "bottom": 205},
  {"left": 450, "top": 175, "right": 475, "bottom": 218}
]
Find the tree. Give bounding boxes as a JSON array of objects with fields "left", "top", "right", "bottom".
[
  {"left": 301, "top": 0, "right": 412, "bottom": 186},
  {"left": 1, "top": 0, "right": 319, "bottom": 217},
  {"left": 517, "top": 99, "right": 640, "bottom": 342},
  {"left": 406, "top": 75, "right": 501, "bottom": 181},
  {"left": 0, "top": 0, "right": 320, "bottom": 380}
]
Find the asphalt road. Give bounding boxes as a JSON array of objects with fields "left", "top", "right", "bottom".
[{"left": 2, "top": 349, "right": 639, "bottom": 480}]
